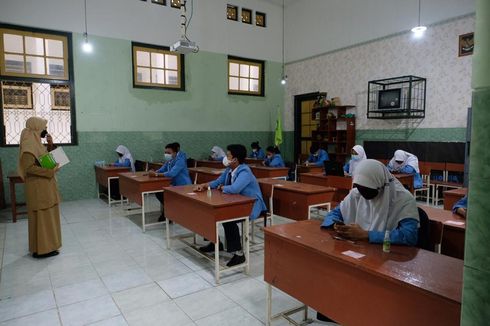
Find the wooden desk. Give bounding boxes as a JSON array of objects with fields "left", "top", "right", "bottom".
[
  {"left": 393, "top": 173, "right": 415, "bottom": 194},
  {"left": 188, "top": 167, "right": 224, "bottom": 184},
  {"left": 7, "top": 172, "right": 27, "bottom": 223},
  {"left": 258, "top": 178, "right": 335, "bottom": 221},
  {"left": 296, "top": 165, "right": 323, "bottom": 180},
  {"left": 195, "top": 160, "right": 224, "bottom": 168},
  {"left": 245, "top": 158, "right": 265, "bottom": 165},
  {"left": 264, "top": 220, "right": 463, "bottom": 326},
  {"left": 299, "top": 173, "right": 352, "bottom": 206},
  {"left": 119, "top": 172, "right": 171, "bottom": 232},
  {"left": 420, "top": 205, "right": 466, "bottom": 259},
  {"left": 443, "top": 187, "right": 467, "bottom": 211},
  {"left": 249, "top": 166, "right": 289, "bottom": 179},
  {"left": 164, "top": 185, "right": 254, "bottom": 283},
  {"left": 94, "top": 165, "right": 130, "bottom": 206}
]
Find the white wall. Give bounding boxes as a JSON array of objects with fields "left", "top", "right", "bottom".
[
  {"left": 284, "top": 15, "right": 475, "bottom": 132},
  {"left": 0, "top": 0, "right": 283, "bottom": 61},
  {"left": 285, "top": 0, "right": 475, "bottom": 62}
]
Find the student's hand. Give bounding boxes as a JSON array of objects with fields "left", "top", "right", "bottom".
[
  {"left": 334, "top": 224, "right": 369, "bottom": 241},
  {"left": 262, "top": 161, "right": 266, "bottom": 166},
  {"left": 54, "top": 164, "right": 61, "bottom": 173},
  {"left": 305, "top": 161, "right": 309, "bottom": 166},
  {"left": 148, "top": 170, "right": 157, "bottom": 177},
  {"left": 217, "top": 184, "right": 225, "bottom": 191},
  {"left": 46, "top": 134, "right": 53, "bottom": 145},
  {"left": 456, "top": 208, "right": 467, "bottom": 218},
  {"left": 193, "top": 184, "right": 208, "bottom": 192}
]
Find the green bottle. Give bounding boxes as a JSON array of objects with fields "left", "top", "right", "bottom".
[{"left": 383, "top": 230, "right": 391, "bottom": 253}]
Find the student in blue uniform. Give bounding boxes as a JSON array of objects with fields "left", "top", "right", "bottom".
[
  {"left": 249, "top": 141, "right": 266, "bottom": 159},
  {"left": 263, "top": 146, "right": 285, "bottom": 167},
  {"left": 306, "top": 144, "right": 329, "bottom": 166},
  {"left": 343, "top": 145, "right": 367, "bottom": 176},
  {"left": 112, "top": 145, "right": 135, "bottom": 172},
  {"left": 209, "top": 146, "right": 226, "bottom": 161},
  {"left": 452, "top": 195, "right": 468, "bottom": 218},
  {"left": 387, "top": 150, "right": 423, "bottom": 189},
  {"left": 194, "top": 144, "right": 267, "bottom": 267},
  {"left": 149, "top": 142, "right": 192, "bottom": 221}
]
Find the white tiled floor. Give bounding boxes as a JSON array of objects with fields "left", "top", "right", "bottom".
[{"left": 0, "top": 198, "right": 335, "bottom": 325}]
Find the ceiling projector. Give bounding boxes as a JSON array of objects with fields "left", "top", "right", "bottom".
[{"left": 170, "top": 39, "right": 198, "bottom": 54}]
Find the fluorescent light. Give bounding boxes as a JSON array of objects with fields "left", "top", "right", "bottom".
[
  {"left": 411, "top": 25, "right": 427, "bottom": 38},
  {"left": 82, "top": 39, "right": 93, "bottom": 53}
]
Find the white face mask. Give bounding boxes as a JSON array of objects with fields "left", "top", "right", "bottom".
[
  {"left": 352, "top": 154, "right": 360, "bottom": 161},
  {"left": 252, "top": 149, "right": 257, "bottom": 153},
  {"left": 164, "top": 153, "right": 173, "bottom": 161},
  {"left": 222, "top": 156, "right": 231, "bottom": 167}
]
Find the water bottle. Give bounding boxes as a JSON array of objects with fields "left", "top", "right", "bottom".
[
  {"left": 207, "top": 186, "right": 212, "bottom": 198},
  {"left": 383, "top": 230, "right": 391, "bottom": 253}
]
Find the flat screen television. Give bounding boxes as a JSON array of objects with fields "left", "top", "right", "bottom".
[{"left": 378, "top": 88, "right": 401, "bottom": 110}]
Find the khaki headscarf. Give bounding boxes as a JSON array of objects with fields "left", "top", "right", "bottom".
[{"left": 18, "top": 117, "right": 48, "bottom": 179}]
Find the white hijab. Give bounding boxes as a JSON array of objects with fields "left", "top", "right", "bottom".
[
  {"left": 211, "top": 146, "right": 226, "bottom": 159},
  {"left": 348, "top": 145, "right": 367, "bottom": 175},
  {"left": 116, "top": 145, "right": 135, "bottom": 172},
  {"left": 340, "top": 159, "right": 419, "bottom": 232},
  {"left": 389, "top": 150, "right": 420, "bottom": 173}
]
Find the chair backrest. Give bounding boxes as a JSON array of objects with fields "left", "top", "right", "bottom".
[
  {"left": 417, "top": 207, "right": 434, "bottom": 252},
  {"left": 134, "top": 160, "right": 148, "bottom": 172}
]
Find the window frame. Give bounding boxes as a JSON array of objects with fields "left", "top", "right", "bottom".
[
  {"left": 227, "top": 55, "right": 265, "bottom": 97},
  {"left": 170, "top": 0, "right": 181, "bottom": 8},
  {"left": 256, "top": 11, "right": 266, "bottom": 27},
  {"left": 241, "top": 8, "right": 252, "bottom": 24},
  {"left": 0, "top": 23, "right": 77, "bottom": 147},
  {"left": 131, "top": 42, "right": 185, "bottom": 91},
  {"left": 227, "top": 4, "right": 238, "bottom": 21}
]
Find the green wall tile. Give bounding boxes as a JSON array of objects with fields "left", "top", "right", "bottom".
[{"left": 461, "top": 267, "right": 490, "bottom": 326}]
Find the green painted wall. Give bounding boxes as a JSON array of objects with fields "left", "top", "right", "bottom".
[{"left": 356, "top": 128, "right": 467, "bottom": 144}]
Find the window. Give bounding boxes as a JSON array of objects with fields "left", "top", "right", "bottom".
[
  {"left": 241, "top": 8, "right": 252, "bottom": 24},
  {"left": 132, "top": 42, "right": 185, "bottom": 90},
  {"left": 170, "top": 0, "right": 181, "bottom": 8},
  {"left": 227, "top": 5, "right": 238, "bottom": 21},
  {"left": 228, "top": 56, "right": 264, "bottom": 96},
  {"left": 1, "top": 24, "right": 76, "bottom": 146},
  {"left": 256, "top": 12, "right": 266, "bottom": 27}
]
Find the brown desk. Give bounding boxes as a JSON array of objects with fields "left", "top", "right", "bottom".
[
  {"left": 119, "top": 172, "right": 171, "bottom": 232},
  {"left": 195, "top": 160, "right": 224, "bottom": 168},
  {"left": 164, "top": 185, "right": 254, "bottom": 283},
  {"left": 245, "top": 158, "right": 265, "bottom": 165},
  {"left": 296, "top": 164, "right": 323, "bottom": 179},
  {"left": 393, "top": 173, "right": 414, "bottom": 194},
  {"left": 264, "top": 220, "right": 463, "bottom": 326},
  {"left": 188, "top": 167, "right": 224, "bottom": 184},
  {"left": 299, "top": 173, "right": 352, "bottom": 207},
  {"left": 258, "top": 178, "right": 335, "bottom": 221},
  {"left": 7, "top": 172, "right": 27, "bottom": 223},
  {"left": 443, "top": 187, "right": 467, "bottom": 211},
  {"left": 420, "top": 205, "right": 466, "bottom": 259},
  {"left": 94, "top": 165, "right": 130, "bottom": 206},
  {"left": 249, "top": 166, "right": 289, "bottom": 179}
]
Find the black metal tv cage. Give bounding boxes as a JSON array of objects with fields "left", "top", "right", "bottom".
[{"left": 367, "top": 75, "right": 426, "bottom": 119}]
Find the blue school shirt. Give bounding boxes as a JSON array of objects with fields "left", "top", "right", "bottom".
[
  {"left": 249, "top": 148, "right": 266, "bottom": 160},
  {"left": 264, "top": 154, "right": 285, "bottom": 168},
  {"left": 114, "top": 158, "right": 131, "bottom": 168},
  {"left": 307, "top": 149, "right": 329, "bottom": 167},
  {"left": 452, "top": 195, "right": 468, "bottom": 213},
  {"left": 321, "top": 206, "right": 419, "bottom": 246},
  {"left": 157, "top": 151, "right": 192, "bottom": 186},
  {"left": 209, "top": 164, "right": 267, "bottom": 220},
  {"left": 387, "top": 164, "right": 423, "bottom": 189}
]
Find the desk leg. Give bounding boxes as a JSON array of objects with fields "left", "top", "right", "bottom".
[
  {"left": 10, "top": 180, "right": 17, "bottom": 223},
  {"left": 107, "top": 177, "right": 112, "bottom": 207},
  {"left": 166, "top": 218, "right": 171, "bottom": 249},
  {"left": 266, "top": 283, "right": 272, "bottom": 326},
  {"left": 142, "top": 192, "right": 146, "bottom": 233},
  {"left": 244, "top": 218, "right": 250, "bottom": 275},
  {"left": 215, "top": 222, "right": 220, "bottom": 284}
]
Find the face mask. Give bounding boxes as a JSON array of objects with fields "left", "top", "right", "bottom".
[
  {"left": 313, "top": 153, "right": 319, "bottom": 157},
  {"left": 164, "top": 153, "right": 173, "bottom": 161},
  {"left": 252, "top": 149, "right": 257, "bottom": 153},
  {"left": 40, "top": 130, "right": 48, "bottom": 138},
  {"left": 351, "top": 154, "right": 360, "bottom": 161},
  {"left": 355, "top": 184, "right": 379, "bottom": 200},
  {"left": 222, "top": 156, "right": 231, "bottom": 167},
  {"left": 267, "top": 154, "right": 273, "bottom": 159}
]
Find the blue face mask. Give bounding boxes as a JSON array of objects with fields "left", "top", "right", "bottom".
[
  {"left": 164, "top": 153, "right": 173, "bottom": 161},
  {"left": 351, "top": 154, "right": 360, "bottom": 161}
]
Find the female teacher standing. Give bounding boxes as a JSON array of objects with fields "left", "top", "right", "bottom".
[{"left": 18, "top": 117, "right": 62, "bottom": 258}]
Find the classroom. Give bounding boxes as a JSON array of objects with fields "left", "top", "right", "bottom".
[{"left": 0, "top": 0, "right": 487, "bottom": 325}]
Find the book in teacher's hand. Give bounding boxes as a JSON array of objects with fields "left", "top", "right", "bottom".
[{"left": 38, "top": 147, "right": 70, "bottom": 169}]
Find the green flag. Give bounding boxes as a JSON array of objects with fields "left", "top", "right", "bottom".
[{"left": 274, "top": 107, "right": 283, "bottom": 146}]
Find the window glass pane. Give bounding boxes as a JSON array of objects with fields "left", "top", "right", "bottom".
[
  {"left": 25, "top": 36, "right": 44, "bottom": 56},
  {"left": 47, "top": 58, "right": 65, "bottom": 77},
  {"left": 136, "top": 51, "right": 150, "bottom": 67},
  {"left": 166, "top": 70, "right": 178, "bottom": 85},
  {"left": 151, "top": 52, "right": 164, "bottom": 68},
  {"left": 25, "top": 56, "right": 45, "bottom": 75},
  {"left": 250, "top": 65, "right": 259, "bottom": 79},
  {"left": 136, "top": 67, "right": 151, "bottom": 83},
  {"left": 239, "top": 64, "right": 249, "bottom": 77},
  {"left": 165, "top": 54, "right": 178, "bottom": 70},
  {"left": 3, "top": 34, "right": 23, "bottom": 53},
  {"left": 45, "top": 39, "right": 63, "bottom": 58},
  {"left": 239, "top": 78, "right": 249, "bottom": 91},
  {"left": 250, "top": 79, "right": 259, "bottom": 92},
  {"left": 229, "top": 77, "right": 239, "bottom": 90},
  {"left": 4, "top": 54, "right": 24, "bottom": 73},
  {"left": 229, "top": 63, "right": 239, "bottom": 76},
  {"left": 151, "top": 69, "right": 165, "bottom": 84}
]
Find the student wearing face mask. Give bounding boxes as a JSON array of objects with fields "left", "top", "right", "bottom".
[
  {"left": 112, "top": 145, "right": 135, "bottom": 172},
  {"left": 305, "top": 143, "right": 329, "bottom": 166},
  {"left": 263, "top": 146, "right": 285, "bottom": 167},
  {"left": 149, "top": 142, "right": 192, "bottom": 221},
  {"left": 194, "top": 144, "right": 267, "bottom": 267},
  {"left": 343, "top": 145, "right": 367, "bottom": 176},
  {"left": 249, "top": 141, "right": 266, "bottom": 159},
  {"left": 387, "top": 150, "right": 423, "bottom": 189},
  {"left": 452, "top": 195, "right": 468, "bottom": 218}
]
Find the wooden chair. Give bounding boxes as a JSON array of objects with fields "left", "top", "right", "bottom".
[
  {"left": 433, "top": 163, "right": 464, "bottom": 206},
  {"left": 134, "top": 160, "right": 148, "bottom": 172},
  {"left": 414, "top": 162, "right": 431, "bottom": 205},
  {"left": 427, "top": 162, "right": 446, "bottom": 205}
]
